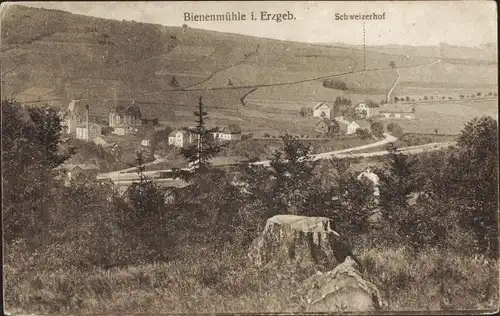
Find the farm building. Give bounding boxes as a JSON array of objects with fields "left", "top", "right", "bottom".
[
  {"left": 314, "top": 119, "right": 337, "bottom": 134},
  {"left": 334, "top": 116, "right": 352, "bottom": 134},
  {"left": 213, "top": 125, "right": 243, "bottom": 141},
  {"left": 312, "top": 102, "right": 332, "bottom": 119},
  {"left": 355, "top": 102, "right": 379, "bottom": 119},
  {"left": 378, "top": 104, "right": 416, "bottom": 120},
  {"left": 347, "top": 120, "right": 371, "bottom": 135}
]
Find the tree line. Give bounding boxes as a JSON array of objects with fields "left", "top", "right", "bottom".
[{"left": 3, "top": 98, "right": 498, "bottom": 272}]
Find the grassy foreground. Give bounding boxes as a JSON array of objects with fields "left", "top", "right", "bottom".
[{"left": 5, "top": 244, "right": 498, "bottom": 314}]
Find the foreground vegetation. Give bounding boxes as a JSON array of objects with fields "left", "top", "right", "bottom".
[{"left": 2, "top": 99, "right": 498, "bottom": 313}]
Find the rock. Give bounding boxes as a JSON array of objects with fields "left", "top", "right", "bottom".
[
  {"left": 304, "top": 256, "right": 386, "bottom": 312},
  {"left": 247, "top": 215, "right": 349, "bottom": 271}
]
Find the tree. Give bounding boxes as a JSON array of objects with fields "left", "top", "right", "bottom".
[
  {"left": 389, "top": 61, "right": 396, "bottom": 69},
  {"left": 405, "top": 96, "right": 410, "bottom": 102},
  {"left": 371, "top": 121, "right": 384, "bottom": 138},
  {"left": 329, "top": 119, "right": 340, "bottom": 138},
  {"left": 333, "top": 96, "right": 352, "bottom": 117},
  {"left": 377, "top": 144, "right": 418, "bottom": 212},
  {"left": 169, "top": 76, "right": 180, "bottom": 88},
  {"left": 2, "top": 101, "right": 69, "bottom": 245},
  {"left": 174, "top": 96, "right": 223, "bottom": 181},
  {"left": 394, "top": 97, "right": 399, "bottom": 103},
  {"left": 356, "top": 128, "right": 371, "bottom": 139},
  {"left": 323, "top": 78, "right": 347, "bottom": 90}
]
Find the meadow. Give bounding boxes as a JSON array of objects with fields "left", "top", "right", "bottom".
[{"left": 5, "top": 239, "right": 497, "bottom": 314}]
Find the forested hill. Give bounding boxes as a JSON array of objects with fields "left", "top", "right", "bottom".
[{"left": 1, "top": 4, "right": 437, "bottom": 110}]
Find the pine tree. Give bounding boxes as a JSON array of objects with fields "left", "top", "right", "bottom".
[
  {"left": 174, "top": 96, "right": 223, "bottom": 181},
  {"left": 169, "top": 76, "right": 180, "bottom": 88}
]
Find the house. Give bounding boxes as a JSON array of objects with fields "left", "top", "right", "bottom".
[
  {"left": 335, "top": 116, "right": 352, "bottom": 134},
  {"left": 168, "top": 129, "right": 191, "bottom": 148},
  {"left": 378, "top": 104, "right": 416, "bottom": 120},
  {"left": 355, "top": 102, "right": 379, "bottom": 119},
  {"left": 312, "top": 102, "right": 332, "bottom": 119},
  {"left": 58, "top": 163, "right": 100, "bottom": 184},
  {"left": 315, "top": 119, "right": 340, "bottom": 135},
  {"left": 93, "top": 136, "right": 115, "bottom": 148},
  {"left": 213, "top": 125, "right": 242, "bottom": 141},
  {"left": 76, "top": 122, "right": 102, "bottom": 141},
  {"left": 108, "top": 101, "right": 142, "bottom": 135},
  {"left": 347, "top": 120, "right": 371, "bottom": 135}
]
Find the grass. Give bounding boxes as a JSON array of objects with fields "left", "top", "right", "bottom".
[{"left": 5, "top": 244, "right": 498, "bottom": 314}]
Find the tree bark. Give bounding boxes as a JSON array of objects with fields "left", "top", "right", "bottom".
[{"left": 248, "top": 215, "right": 348, "bottom": 271}]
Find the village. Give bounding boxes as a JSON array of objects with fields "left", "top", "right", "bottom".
[{"left": 53, "top": 95, "right": 422, "bottom": 185}]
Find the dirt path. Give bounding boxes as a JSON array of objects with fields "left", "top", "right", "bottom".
[
  {"left": 386, "top": 68, "right": 400, "bottom": 102},
  {"left": 386, "top": 59, "right": 441, "bottom": 102}
]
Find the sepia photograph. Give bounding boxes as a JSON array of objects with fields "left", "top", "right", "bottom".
[{"left": 1, "top": 1, "right": 498, "bottom": 314}]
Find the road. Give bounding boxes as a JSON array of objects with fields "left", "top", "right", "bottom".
[
  {"left": 251, "top": 133, "right": 398, "bottom": 166},
  {"left": 97, "top": 132, "right": 456, "bottom": 185}
]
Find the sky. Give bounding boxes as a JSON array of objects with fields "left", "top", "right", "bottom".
[{"left": 6, "top": 1, "right": 498, "bottom": 47}]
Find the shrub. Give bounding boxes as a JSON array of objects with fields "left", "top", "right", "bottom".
[{"left": 323, "top": 78, "right": 347, "bottom": 90}]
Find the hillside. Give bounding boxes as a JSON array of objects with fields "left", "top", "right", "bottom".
[
  {"left": 1, "top": 5, "right": 429, "bottom": 106},
  {"left": 1, "top": 4, "right": 497, "bottom": 135}
]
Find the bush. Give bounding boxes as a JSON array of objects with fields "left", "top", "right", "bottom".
[
  {"left": 356, "top": 128, "right": 371, "bottom": 139},
  {"left": 323, "top": 78, "right": 347, "bottom": 90}
]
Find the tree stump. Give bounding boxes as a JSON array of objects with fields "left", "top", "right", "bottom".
[{"left": 248, "top": 215, "right": 349, "bottom": 271}]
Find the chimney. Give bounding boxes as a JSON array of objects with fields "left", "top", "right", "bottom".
[{"left": 85, "top": 104, "right": 90, "bottom": 141}]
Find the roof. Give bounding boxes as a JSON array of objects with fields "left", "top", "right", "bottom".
[
  {"left": 313, "top": 102, "right": 330, "bottom": 110},
  {"left": 356, "top": 102, "right": 379, "bottom": 108},
  {"left": 108, "top": 100, "right": 142, "bottom": 117},
  {"left": 378, "top": 103, "right": 416, "bottom": 113},
  {"left": 220, "top": 125, "right": 242, "bottom": 134},
  {"left": 335, "top": 119, "right": 349, "bottom": 133},
  {"left": 93, "top": 136, "right": 110, "bottom": 146},
  {"left": 169, "top": 129, "right": 189, "bottom": 137},
  {"left": 353, "top": 120, "right": 371, "bottom": 129}
]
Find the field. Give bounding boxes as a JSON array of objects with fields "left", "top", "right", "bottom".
[
  {"left": 392, "top": 100, "right": 498, "bottom": 134},
  {"left": 393, "top": 61, "right": 498, "bottom": 99},
  {"left": 2, "top": 5, "right": 497, "bottom": 137},
  {"left": 5, "top": 242, "right": 497, "bottom": 314}
]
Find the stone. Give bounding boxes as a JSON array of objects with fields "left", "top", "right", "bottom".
[{"left": 304, "top": 256, "right": 386, "bottom": 312}]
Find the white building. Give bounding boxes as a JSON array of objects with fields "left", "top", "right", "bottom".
[
  {"left": 168, "top": 130, "right": 194, "bottom": 148},
  {"left": 347, "top": 120, "right": 371, "bottom": 135},
  {"left": 312, "top": 102, "right": 332, "bottom": 119},
  {"left": 76, "top": 122, "right": 102, "bottom": 141},
  {"left": 354, "top": 102, "right": 379, "bottom": 118},
  {"left": 212, "top": 125, "right": 242, "bottom": 141}
]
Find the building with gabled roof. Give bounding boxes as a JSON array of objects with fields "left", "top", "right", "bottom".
[
  {"left": 212, "top": 124, "right": 242, "bottom": 141},
  {"left": 312, "top": 102, "right": 332, "bottom": 119},
  {"left": 355, "top": 102, "right": 379, "bottom": 118}
]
